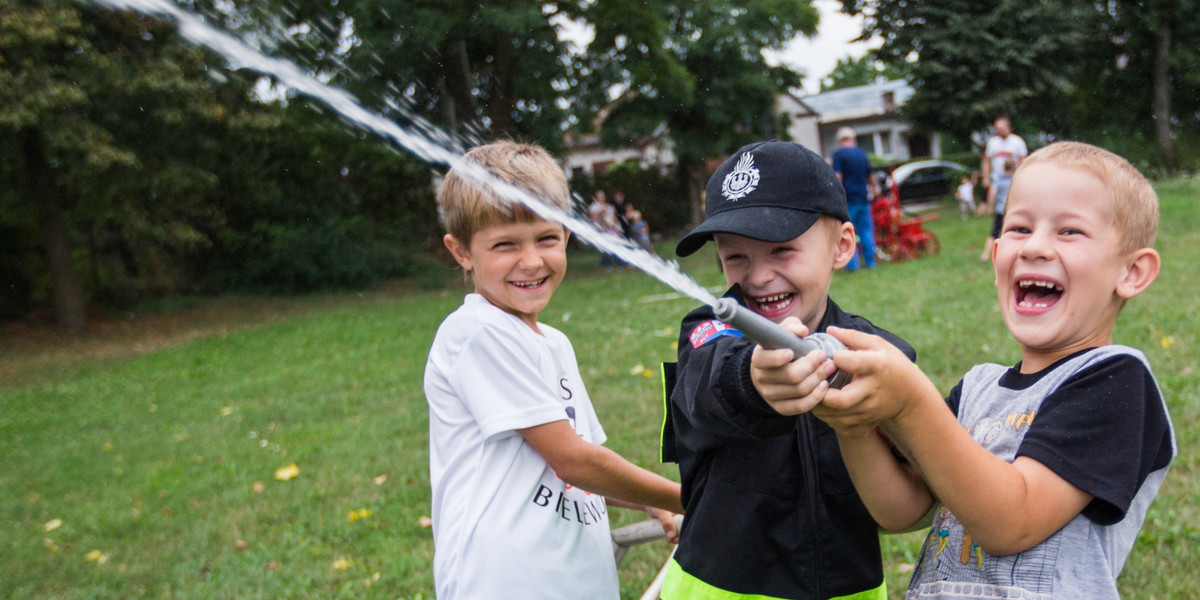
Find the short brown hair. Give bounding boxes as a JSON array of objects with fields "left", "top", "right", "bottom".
[
  {"left": 438, "top": 140, "right": 570, "bottom": 246},
  {"left": 1016, "top": 141, "right": 1158, "bottom": 253}
]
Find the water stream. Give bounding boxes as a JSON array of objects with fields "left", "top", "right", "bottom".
[{"left": 87, "top": 0, "right": 720, "bottom": 309}]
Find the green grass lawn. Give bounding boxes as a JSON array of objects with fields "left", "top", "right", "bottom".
[{"left": 2, "top": 177, "right": 1198, "bottom": 599}]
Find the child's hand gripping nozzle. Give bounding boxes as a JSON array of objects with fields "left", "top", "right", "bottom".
[{"left": 712, "top": 298, "right": 851, "bottom": 389}]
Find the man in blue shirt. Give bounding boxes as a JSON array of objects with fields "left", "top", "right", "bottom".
[{"left": 832, "top": 127, "right": 878, "bottom": 271}]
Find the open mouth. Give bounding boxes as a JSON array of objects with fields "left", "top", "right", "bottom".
[
  {"left": 1015, "top": 278, "right": 1063, "bottom": 310},
  {"left": 751, "top": 292, "right": 795, "bottom": 316},
  {"left": 511, "top": 277, "right": 548, "bottom": 290}
]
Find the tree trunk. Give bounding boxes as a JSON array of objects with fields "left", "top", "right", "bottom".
[
  {"left": 682, "top": 158, "right": 708, "bottom": 228},
  {"left": 23, "top": 128, "right": 87, "bottom": 334},
  {"left": 1152, "top": 19, "right": 1175, "bottom": 168},
  {"left": 487, "top": 30, "right": 516, "bottom": 137},
  {"left": 439, "top": 38, "right": 477, "bottom": 136}
]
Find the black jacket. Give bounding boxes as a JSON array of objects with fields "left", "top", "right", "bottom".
[{"left": 662, "top": 286, "right": 916, "bottom": 599}]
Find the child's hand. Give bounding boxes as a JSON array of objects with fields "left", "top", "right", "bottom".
[
  {"left": 750, "top": 318, "right": 839, "bottom": 415},
  {"left": 647, "top": 507, "right": 681, "bottom": 544},
  {"left": 813, "top": 326, "right": 939, "bottom": 437}
]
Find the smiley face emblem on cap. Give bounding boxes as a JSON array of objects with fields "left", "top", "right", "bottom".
[{"left": 721, "top": 152, "right": 760, "bottom": 201}]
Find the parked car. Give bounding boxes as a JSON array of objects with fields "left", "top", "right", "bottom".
[{"left": 884, "top": 160, "right": 970, "bottom": 206}]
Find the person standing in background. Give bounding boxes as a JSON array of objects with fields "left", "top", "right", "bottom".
[
  {"left": 832, "top": 127, "right": 878, "bottom": 271},
  {"left": 980, "top": 116, "right": 1028, "bottom": 210}
]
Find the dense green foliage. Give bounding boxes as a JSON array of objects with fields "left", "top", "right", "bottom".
[
  {"left": 578, "top": 0, "right": 820, "bottom": 225},
  {"left": 840, "top": 0, "right": 1200, "bottom": 168},
  {"left": 1, "top": 0, "right": 817, "bottom": 331},
  {"left": 0, "top": 1, "right": 439, "bottom": 328}
]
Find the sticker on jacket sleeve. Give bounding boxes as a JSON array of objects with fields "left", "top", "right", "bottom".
[{"left": 689, "top": 319, "right": 743, "bottom": 348}]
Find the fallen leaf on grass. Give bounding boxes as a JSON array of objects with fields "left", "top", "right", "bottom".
[
  {"left": 1161, "top": 336, "right": 1175, "bottom": 349},
  {"left": 348, "top": 508, "right": 372, "bottom": 521},
  {"left": 84, "top": 549, "right": 109, "bottom": 564},
  {"left": 373, "top": 474, "right": 388, "bottom": 486},
  {"left": 43, "top": 519, "right": 62, "bottom": 532},
  {"left": 252, "top": 481, "right": 265, "bottom": 493},
  {"left": 332, "top": 557, "right": 351, "bottom": 570},
  {"left": 234, "top": 539, "right": 248, "bottom": 550},
  {"left": 629, "top": 364, "right": 655, "bottom": 377},
  {"left": 274, "top": 463, "right": 299, "bottom": 481}
]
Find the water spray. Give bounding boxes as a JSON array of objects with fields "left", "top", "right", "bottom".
[
  {"left": 88, "top": 0, "right": 847, "bottom": 389},
  {"left": 711, "top": 298, "right": 850, "bottom": 389}
]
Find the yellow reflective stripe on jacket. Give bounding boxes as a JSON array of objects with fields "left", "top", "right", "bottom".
[
  {"left": 660, "top": 558, "right": 887, "bottom": 600},
  {"left": 659, "top": 363, "right": 670, "bottom": 463}
]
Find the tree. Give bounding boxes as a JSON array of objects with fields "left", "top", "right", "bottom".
[
  {"left": 0, "top": 2, "right": 224, "bottom": 331},
  {"left": 0, "top": 1, "right": 437, "bottom": 328},
  {"left": 206, "top": 0, "right": 584, "bottom": 152},
  {"left": 839, "top": 0, "right": 1200, "bottom": 168},
  {"left": 838, "top": 0, "right": 1098, "bottom": 145},
  {"left": 578, "top": 0, "right": 820, "bottom": 226},
  {"left": 819, "top": 54, "right": 908, "bottom": 92}
]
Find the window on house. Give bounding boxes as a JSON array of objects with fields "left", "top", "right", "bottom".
[{"left": 857, "top": 134, "right": 875, "bottom": 154}]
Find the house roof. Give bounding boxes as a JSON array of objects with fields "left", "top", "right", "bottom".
[{"left": 800, "top": 79, "right": 912, "bottom": 123}]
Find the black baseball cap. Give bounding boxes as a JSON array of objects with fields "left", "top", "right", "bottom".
[{"left": 675, "top": 140, "right": 850, "bottom": 257}]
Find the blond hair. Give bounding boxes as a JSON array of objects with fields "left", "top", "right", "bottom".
[
  {"left": 1016, "top": 141, "right": 1157, "bottom": 253},
  {"left": 836, "top": 126, "right": 857, "bottom": 142},
  {"left": 438, "top": 140, "right": 570, "bottom": 246}
]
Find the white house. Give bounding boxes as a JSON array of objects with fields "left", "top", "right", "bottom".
[
  {"left": 562, "top": 80, "right": 939, "bottom": 178},
  {"left": 797, "top": 79, "right": 941, "bottom": 162}
]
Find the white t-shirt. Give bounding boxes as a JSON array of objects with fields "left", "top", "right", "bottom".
[
  {"left": 423, "top": 294, "right": 617, "bottom": 599},
  {"left": 985, "top": 134, "right": 1028, "bottom": 182},
  {"left": 956, "top": 182, "right": 974, "bottom": 205}
]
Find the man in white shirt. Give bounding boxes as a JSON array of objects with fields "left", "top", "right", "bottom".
[{"left": 980, "top": 116, "right": 1028, "bottom": 190}]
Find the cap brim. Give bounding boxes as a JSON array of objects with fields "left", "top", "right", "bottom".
[{"left": 675, "top": 207, "right": 823, "bottom": 257}]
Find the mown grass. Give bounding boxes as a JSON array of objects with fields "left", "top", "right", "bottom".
[{"left": 2, "top": 177, "right": 1198, "bottom": 599}]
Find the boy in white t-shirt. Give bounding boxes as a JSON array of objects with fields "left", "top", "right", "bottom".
[{"left": 424, "top": 140, "right": 683, "bottom": 599}]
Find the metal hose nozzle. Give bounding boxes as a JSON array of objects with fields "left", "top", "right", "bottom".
[{"left": 712, "top": 298, "right": 850, "bottom": 389}]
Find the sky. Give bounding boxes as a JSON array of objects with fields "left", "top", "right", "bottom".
[
  {"left": 557, "top": 0, "right": 876, "bottom": 97},
  {"left": 766, "top": 0, "right": 876, "bottom": 95}
]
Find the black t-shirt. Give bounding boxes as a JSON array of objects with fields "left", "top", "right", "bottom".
[{"left": 946, "top": 350, "right": 1173, "bottom": 524}]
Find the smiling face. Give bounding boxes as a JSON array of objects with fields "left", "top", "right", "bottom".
[
  {"left": 444, "top": 218, "right": 568, "bottom": 332},
  {"left": 714, "top": 218, "right": 856, "bottom": 330},
  {"left": 993, "top": 162, "right": 1158, "bottom": 372},
  {"left": 994, "top": 117, "right": 1012, "bottom": 138}
]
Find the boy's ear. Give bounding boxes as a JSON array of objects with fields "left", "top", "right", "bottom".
[
  {"left": 443, "top": 234, "right": 473, "bottom": 272},
  {"left": 1116, "top": 247, "right": 1161, "bottom": 300},
  {"left": 833, "top": 221, "right": 857, "bottom": 269}
]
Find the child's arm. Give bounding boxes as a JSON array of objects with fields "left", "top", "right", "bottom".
[
  {"left": 605, "top": 497, "right": 680, "bottom": 544},
  {"left": 832, "top": 428, "right": 934, "bottom": 531},
  {"left": 519, "top": 420, "right": 685, "bottom": 516},
  {"left": 820, "top": 327, "right": 1093, "bottom": 555}
]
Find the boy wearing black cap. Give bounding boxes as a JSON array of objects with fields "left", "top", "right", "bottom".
[{"left": 660, "top": 141, "right": 916, "bottom": 599}]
